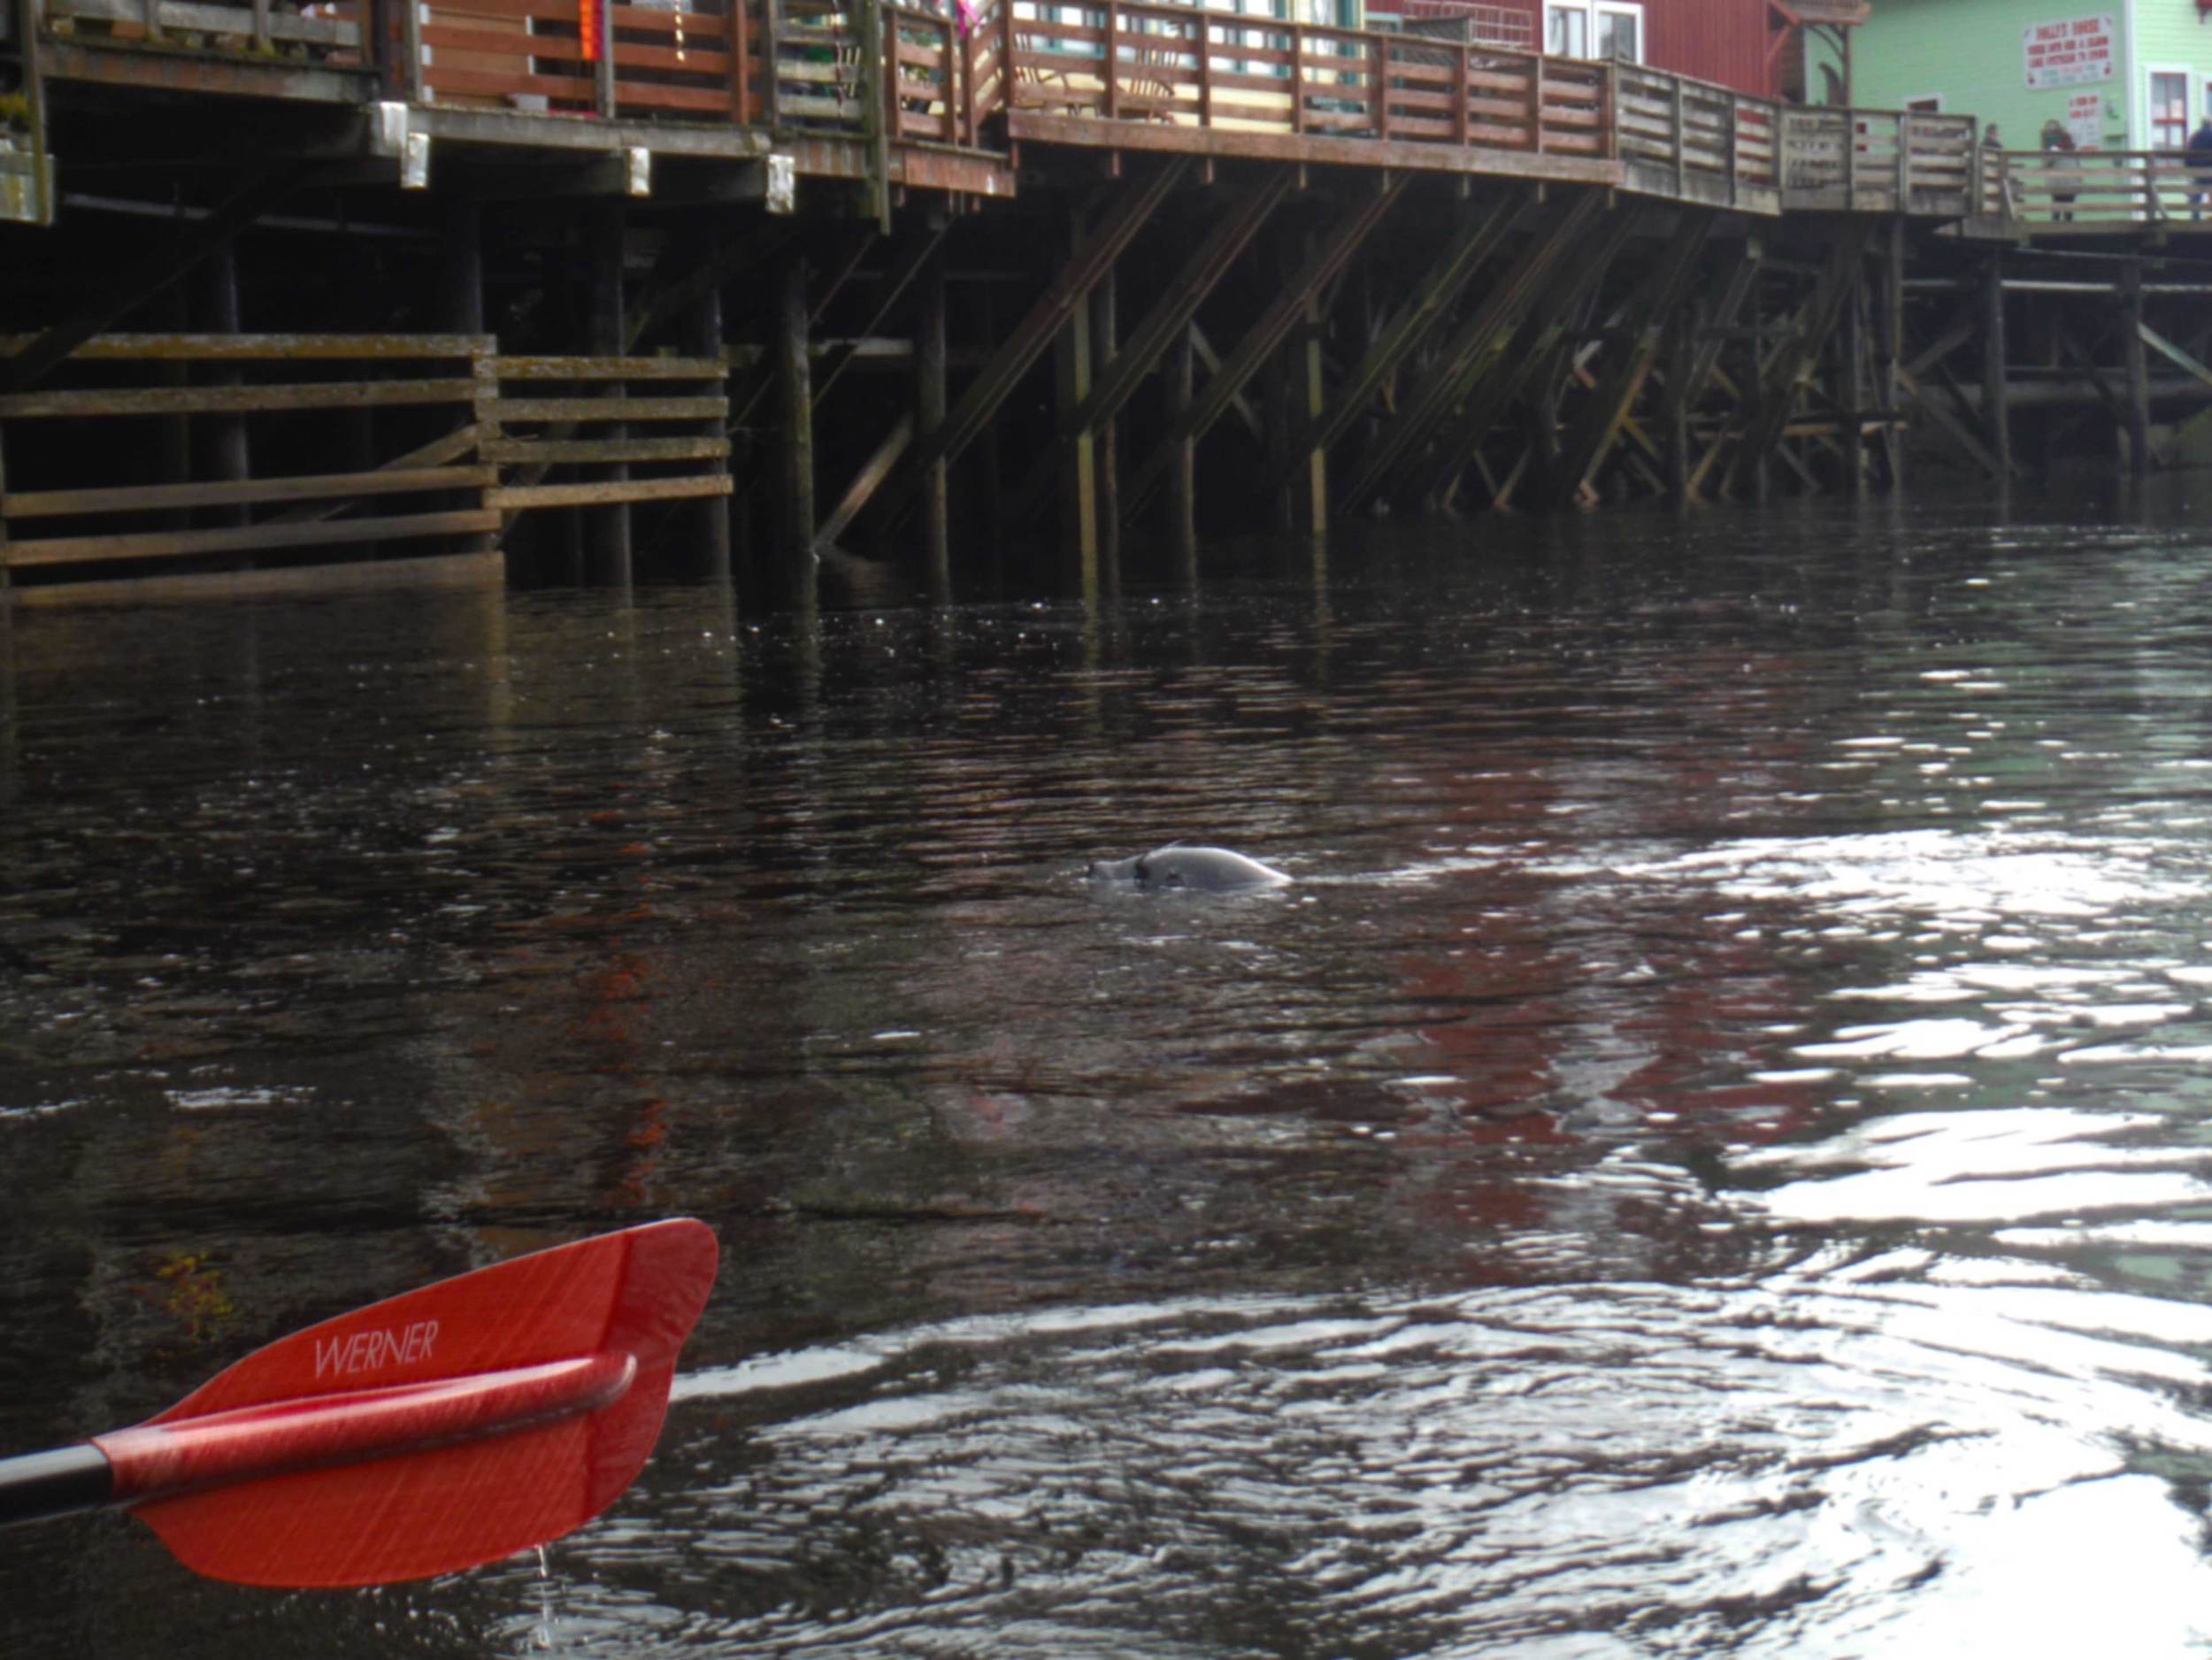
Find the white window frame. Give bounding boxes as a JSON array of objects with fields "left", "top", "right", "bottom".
[
  {"left": 2146, "top": 63, "right": 2193, "bottom": 150},
  {"left": 1544, "top": 0, "right": 1642, "bottom": 64},
  {"left": 1904, "top": 95, "right": 1943, "bottom": 112}
]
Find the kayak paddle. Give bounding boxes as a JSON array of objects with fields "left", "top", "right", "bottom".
[{"left": 0, "top": 1218, "right": 718, "bottom": 1588}]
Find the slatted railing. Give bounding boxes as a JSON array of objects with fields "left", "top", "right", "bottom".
[
  {"left": 480, "top": 355, "right": 733, "bottom": 516},
  {"left": 0, "top": 334, "right": 498, "bottom": 591},
  {"left": 33, "top": 0, "right": 1994, "bottom": 220},
  {"left": 1614, "top": 63, "right": 1776, "bottom": 207},
  {"left": 997, "top": 0, "right": 1613, "bottom": 158},
  {"left": 1778, "top": 107, "right": 1978, "bottom": 215},
  {"left": 1980, "top": 149, "right": 2212, "bottom": 229}
]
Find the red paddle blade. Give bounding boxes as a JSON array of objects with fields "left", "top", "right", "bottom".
[{"left": 96, "top": 1219, "right": 717, "bottom": 1588}]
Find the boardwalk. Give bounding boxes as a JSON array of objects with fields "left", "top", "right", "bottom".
[{"left": 4, "top": 0, "right": 2210, "bottom": 603}]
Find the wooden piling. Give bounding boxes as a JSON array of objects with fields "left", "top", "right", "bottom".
[
  {"left": 1091, "top": 261, "right": 1120, "bottom": 578},
  {"left": 1981, "top": 250, "right": 2010, "bottom": 476},
  {"left": 1168, "top": 320, "right": 1198, "bottom": 578},
  {"left": 1054, "top": 208, "right": 1099, "bottom": 578},
  {"left": 918, "top": 243, "right": 950, "bottom": 600},
  {"left": 2121, "top": 257, "right": 2151, "bottom": 477},
  {"left": 1841, "top": 261, "right": 1866, "bottom": 500},
  {"left": 777, "top": 254, "right": 817, "bottom": 574},
  {"left": 194, "top": 242, "right": 251, "bottom": 536},
  {"left": 680, "top": 228, "right": 734, "bottom": 585},
  {"left": 587, "top": 201, "right": 632, "bottom": 587}
]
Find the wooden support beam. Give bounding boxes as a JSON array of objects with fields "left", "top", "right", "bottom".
[
  {"left": 1404, "top": 200, "right": 1644, "bottom": 511},
  {"left": 815, "top": 415, "right": 913, "bottom": 554},
  {"left": 1895, "top": 365, "right": 2007, "bottom": 479},
  {"left": 1005, "top": 173, "right": 1292, "bottom": 531},
  {"left": 1167, "top": 320, "right": 1198, "bottom": 577},
  {"left": 1880, "top": 218, "right": 1906, "bottom": 488},
  {"left": 1273, "top": 196, "right": 1532, "bottom": 503},
  {"left": 815, "top": 225, "right": 949, "bottom": 409},
  {"left": 680, "top": 225, "right": 733, "bottom": 584},
  {"left": 917, "top": 245, "right": 949, "bottom": 598},
  {"left": 887, "top": 159, "right": 1191, "bottom": 518},
  {"left": 192, "top": 242, "right": 251, "bottom": 536},
  {"left": 1740, "top": 223, "right": 1874, "bottom": 478},
  {"left": 1122, "top": 177, "right": 1409, "bottom": 525},
  {"left": 1340, "top": 190, "right": 1606, "bottom": 515},
  {"left": 1094, "top": 262, "right": 1121, "bottom": 575},
  {"left": 778, "top": 254, "right": 817, "bottom": 562},
  {"left": 1190, "top": 325, "right": 1264, "bottom": 442},
  {"left": 1664, "top": 296, "right": 1695, "bottom": 504},
  {"left": 586, "top": 200, "right": 631, "bottom": 587},
  {"left": 1840, "top": 262, "right": 1867, "bottom": 500},
  {"left": 2121, "top": 257, "right": 2152, "bottom": 476},
  {"left": 1056, "top": 206, "right": 1099, "bottom": 573},
  {"left": 1550, "top": 210, "right": 1713, "bottom": 507},
  {"left": 1981, "top": 251, "right": 2010, "bottom": 478},
  {"left": 1076, "top": 172, "right": 1293, "bottom": 439}
]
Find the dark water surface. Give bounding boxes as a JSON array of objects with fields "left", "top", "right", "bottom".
[{"left": 9, "top": 499, "right": 2212, "bottom": 1656}]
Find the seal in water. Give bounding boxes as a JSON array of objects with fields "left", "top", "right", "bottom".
[{"left": 1087, "top": 845, "right": 1292, "bottom": 891}]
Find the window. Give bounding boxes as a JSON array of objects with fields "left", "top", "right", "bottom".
[
  {"left": 1545, "top": 1, "right": 1641, "bottom": 62},
  {"left": 1905, "top": 96, "right": 1941, "bottom": 113},
  {"left": 1545, "top": 3, "right": 1587, "bottom": 57},
  {"left": 1594, "top": 4, "right": 1638, "bottom": 62},
  {"left": 2150, "top": 71, "right": 2188, "bottom": 150}
]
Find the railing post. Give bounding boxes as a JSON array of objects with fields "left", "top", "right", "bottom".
[
  {"left": 1725, "top": 97, "right": 1740, "bottom": 204},
  {"left": 999, "top": 0, "right": 1014, "bottom": 115},
  {"left": 762, "top": 0, "right": 781, "bottom": 128},
  {"left": 1374, "top": 35, "right": 1387, "bottom": 142},
  {"left": 1527, "top": 53, "right": 1542, "bottom": 155},
  {"left": 1288, "top": 22, "right": 1302, "bottom": 136},
  {"left": 1895, "top": 112, "right": 1909, "bottom": 210},
  {"left": 943, "top": 14, "right": 957, "bottom": 143},
  {"left": 1668, "top": 75, "right": 1684, "bottom": 191},
  {"left": 250, "top": 0, "right": 271, "bottom": 52},
  {"left": 402, "top": 0, "right": 424, "bottom": 103},
  {"left": 593, "top": 0, "right": 617, "bottom": 119},
  {"left": 1192, "top": 10, "right": 1210, "bottom": 127},
  {"left": 1102, "top": 0, "right": 1117, "bottom": 120},
  {"left": 729, "top": 0, "right": 752, "bottom": 125},
  {"left": 1452, "top": 42, "right": 1468, "bottom": 148}
]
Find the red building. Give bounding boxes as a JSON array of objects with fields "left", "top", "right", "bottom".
[{"left": 1372, "top": 0, "right": 1866, "bottom": 103}]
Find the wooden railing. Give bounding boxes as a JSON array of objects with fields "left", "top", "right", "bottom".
[
  {"left": 0, "top": 337, "right": 733, "bottom": 595},
  {"left": 997, "top": 0, "right": 1613, "bottom": 158},
  {"left": 1778, "top": 107, "right": 1978, "bottom": 214},
  {"left": 1614, "top": 63, "right": 1776, "bottom": 205},
  {"left": 1978, "top": 149, "right": 2212, "bottom": 230},
  {"left": 32, "top": 0, "right": 1998, "bottom": 221},
  {"left": 0, "top": 334, "right": 498, "bottom": 588}
]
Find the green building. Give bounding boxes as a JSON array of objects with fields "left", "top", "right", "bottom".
[{"left": 1816, "top": 0, "right": 2212, "bottom": 153}]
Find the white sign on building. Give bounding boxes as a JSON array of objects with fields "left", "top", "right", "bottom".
[
  {"left": 2066, "top": 91, "right": 2101, "bottom": 148},
  {"left": 2023, "top": 14, "right": 2116, "bottom": 89}
]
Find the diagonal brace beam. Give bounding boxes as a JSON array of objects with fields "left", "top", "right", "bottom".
[
  {"left": 1122, "top": 177, "right": 1409, "bottom": 522},
  {"left": 1550, "top": 210, "right": 1715, "bottom": 504},
  {"left": 1340, "top": 190, "right": 1607, "bottom": 512},
  {"left": 902, "top": 159, "right": 1190, "bottom": 492},
  {"left": 1387, "top": 196, "right": 1635, "bottom": 511},
  {"left": 1269, "top": 196, "right": 1533, "bottom": 503}
]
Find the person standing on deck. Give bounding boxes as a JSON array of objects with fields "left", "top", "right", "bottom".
[
  {"left": 2188, "top": 116, "right": 2212, "bottom": 221},
  {"left": 2040, "top": 119, "right": 2078, "bottom": 223}
]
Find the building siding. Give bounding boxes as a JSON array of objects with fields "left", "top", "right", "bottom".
[
  {"left": 1825, "top": 0, "right": 2212, "bottom": 154},
  {"left": 1408, "top": 0, "right": 1779, "bottom": 95}
]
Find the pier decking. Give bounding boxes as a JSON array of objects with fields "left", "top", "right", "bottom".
[{"left": 4, "top": 0, "right": 2210, "bottom": 603}]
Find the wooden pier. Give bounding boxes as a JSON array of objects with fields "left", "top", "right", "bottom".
[{"left": 2, "top": 0, "right": 2208, "bottom": 603}]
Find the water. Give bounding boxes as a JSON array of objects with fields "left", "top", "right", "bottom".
[{"left": 8, "top": 496, "right": 2212, "bottom": 1655}]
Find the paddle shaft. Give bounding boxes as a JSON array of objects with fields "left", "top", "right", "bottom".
[
  {"left": 0, "top": 1352, "right": 634, "bottom": 1531},
  {"left": 0, "top": 1444, "right": 114, "bottom": 1526}
]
